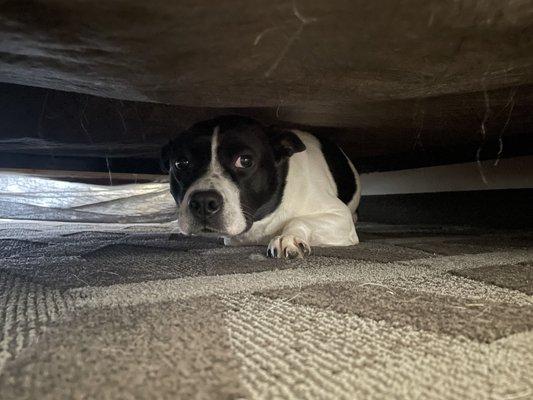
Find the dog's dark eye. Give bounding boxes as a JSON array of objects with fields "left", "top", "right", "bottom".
[
  {"left": 174, "top": 159, "right": 190, "bottom": 170},
  {"left": 234, "top": 155, "right": 253, "bottom": 169}
]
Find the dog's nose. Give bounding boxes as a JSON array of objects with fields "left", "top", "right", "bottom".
[{"left": 188, "top": 190, "right": 223, "bottom": 219}]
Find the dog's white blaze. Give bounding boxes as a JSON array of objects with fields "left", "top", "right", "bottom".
[{"left": 177, "top": 126, "right": 247, "bottom": 235}]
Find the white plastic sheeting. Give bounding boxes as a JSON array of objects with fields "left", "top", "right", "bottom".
[{"left": 0, "top": 172, "right": 177, "bottom": 223}]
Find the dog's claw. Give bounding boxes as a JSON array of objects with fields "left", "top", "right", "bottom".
[
  {"left": 298, "top": 241, "right": 311, "bottom": 255},
  {"left": 286, "top": 248, "right": 300, "bottom": 259},
  {"left": 267, "top": 235, "right": 310, "bottom": 259}
]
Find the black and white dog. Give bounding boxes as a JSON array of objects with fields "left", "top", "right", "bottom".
[{"left": 161, "top": 115, "right": 360, "bottom": 258}]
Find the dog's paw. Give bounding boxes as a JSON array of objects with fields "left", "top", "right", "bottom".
[{"left": 267, "top": 235, "right": 311, "bottom": 259}]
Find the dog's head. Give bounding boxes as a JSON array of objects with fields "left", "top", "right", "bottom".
[{"left": 161, "top": 115, "right": 305, "bottom": 236}]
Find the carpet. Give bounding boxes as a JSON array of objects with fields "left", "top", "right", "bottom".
[{"left": 0, "top": 220, "right": 532, "bottom": 399}]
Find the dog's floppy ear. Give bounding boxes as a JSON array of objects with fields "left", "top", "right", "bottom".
[
  {"left": 160, "top": 141, "right": 172, "bottom": 173},
  {"left": 268, "top": 126, "right": 306, "bottom": 162}
]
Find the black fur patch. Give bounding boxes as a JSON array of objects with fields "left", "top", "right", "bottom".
[
  {"left": 316, "top": 135, "right": 357, "bottom": 205},
  {"left": 166, "top": 132, "right": 212, "bottom": 205},
  {"left": 267, "top": 126, "right": 307, "bottom": 162}
]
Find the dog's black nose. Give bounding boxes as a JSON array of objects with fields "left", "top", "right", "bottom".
[{"left": 188, "top": 190, "right": 223, "bottom": 219}]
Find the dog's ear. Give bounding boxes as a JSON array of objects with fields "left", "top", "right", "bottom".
[
  {"left": 160, "top": 141, "right": 172, "bottom": 173},
  {"left": 268, "top": 126, "right": 306, "bottom": 162}
]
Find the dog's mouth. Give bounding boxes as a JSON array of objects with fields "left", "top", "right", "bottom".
[
  {"left": 199, "top": 225, "right": 219, "bottom": 233},
  {"left": 193, "top": 222, "right": 249, "bottom": 238},
  {"left": 196, "top": 223, "right": 236, "bottom": 237}
]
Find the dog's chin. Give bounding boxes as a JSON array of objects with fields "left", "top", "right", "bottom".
[
  {"left": 183, "top": 225, "right": 242, "bottom": 238},
  {"left": 177, "top": 214, "right": 251, "bottom": 237},
  {"left": 180, "top": 226, "right": 219, "bottom": 237},
  {"left": 195, "top": 229, "right": 223, "bottom": 238},
  {"left": 176, "top": 217, "right": 220, "bottom": 236},
  {"left": 202, "top": 225, "right": 254, "bottom": 238}
]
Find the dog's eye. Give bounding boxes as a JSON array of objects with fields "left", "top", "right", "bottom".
[
  {"left": 234, "top": 155, "right": 253, "bottom": 169},
  {"left": 174, "top": 159, "right": 190, "bottom": 170}
]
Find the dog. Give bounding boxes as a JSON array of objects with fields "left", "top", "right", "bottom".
[{"left": 161, "top": 115, "right": 360, "bottom": 258}]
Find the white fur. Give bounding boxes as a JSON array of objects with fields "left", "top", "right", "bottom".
[
  {"left": 178, "top": 126, "right": 247, "bottom": 236},
  {"left": 226, "top": 130, "right": 359, "bottom": 249}
]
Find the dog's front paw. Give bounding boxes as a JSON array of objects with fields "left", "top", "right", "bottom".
[{"left": 267, "top": 235, "right": 311, "bottom": 259}]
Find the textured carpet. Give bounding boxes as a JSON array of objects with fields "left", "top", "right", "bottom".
[{"left": 0, "top": 220, "right": 532, "bottom": 399}]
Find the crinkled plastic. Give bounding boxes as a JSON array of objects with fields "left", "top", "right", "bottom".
[{"left": 0, "top": 172, "right": 177, "bottom": 223}]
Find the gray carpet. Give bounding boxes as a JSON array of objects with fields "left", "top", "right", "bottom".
[{"left": 0, "top": 220, "right": 532, "bottom": 399}]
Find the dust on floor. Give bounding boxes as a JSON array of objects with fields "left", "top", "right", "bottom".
[{"left": 0, "top": 221, "right": 532, "bottom": 399}]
